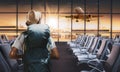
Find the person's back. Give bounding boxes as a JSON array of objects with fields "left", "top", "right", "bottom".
[
  {"left": 25, "top": 24, "right": 50, "bottom": 49},
  {"left": 9, "top": 10, "right": 59, "bottom": 72},
  {"left": 24, "top": 24, "right": 50, "bottom": 72}
]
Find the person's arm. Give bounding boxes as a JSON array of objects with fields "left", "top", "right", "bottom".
[
  {"left": 9, "top": 34, "right": 24, "bottom": 59},
  {"left": 50, "top": 47, "right": 59, "bottom": 59},
  {"left": 9, "top": 47, "right": 23, "bottom": 59},
  {"left": 48, "top": 37, "right": 59, "bottom": 59}
]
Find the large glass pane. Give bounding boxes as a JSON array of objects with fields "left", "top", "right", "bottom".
[
  {"left": 59, "top": 0, "right": 72, "bottom": 41},
  {"left": 113, "top": 0, "right": 120, "bottom": 13},
  {"left": 71, "top": 0, "right": 84, "bottom": 40},
  {"left": 0, "top": 0, "right": 16, "bottom": 12},
  {"left": 112, "top": 14, "right": 120, "bottom": 38},
  {"left": 18, "top": 0, "right": 31, "bottom": 12},
  {"left": 86, "top": 0, "right": 98, "bottom": 13},
  {"left": 0, "top": 14, "right": 16, "bottom": 26},
  {"left": 86, "top": 14, "right": 98, "bottom": 35},
  {"left": 99, "top": 0, "right": 111, "bottom": 13},
  {"left": 59, "top": 14, "right": 71, "bottom": 41},
  {"left": 33, "top": 0, "right": 45, "bottom": 12},
  {"left": 18, "top": 14, "right": 27, "bottom": 31},
  {"left": 46, "top": 0, "right": 58, "bottom": 13},
  {"left": 46, "top": 14, "right": 58, "bottom": 41},
  {"left": 99, "top": 14, "right": 110, "bottom": 38},
  {"left": 72, "top": 20, "right": 84, "bottom": 40},
  {"left": 0, "top": 14, "right": 16, "bottom": 38},
  {"left": 59, "top": 0, "right": 71, "bottom": 13}
]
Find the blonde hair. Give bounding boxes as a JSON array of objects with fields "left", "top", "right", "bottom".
[{"left": 26, "top": 10, "right": 42, "bottom": 25}]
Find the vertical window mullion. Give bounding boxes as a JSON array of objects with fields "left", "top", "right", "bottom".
[
  {"left": 58, "top": 0, "right": 59, "bottom": 42},
  {"left": 31, "top": 0, "right": 33, "bottom": 10},
  {"left": 16, "top": 0, "right": 18, "bottom": 36},
  {"left": 97, "top": 0, "right": 100, "bottom": 36},
  {"left": 84, "top": 0, "right": 86, "bottom": 35},
  {"left": 71, "top": 0, "right": 73, "bottom": 41},
  {"left": 110, "top": 0, "right": 113, "bottom": 39}
]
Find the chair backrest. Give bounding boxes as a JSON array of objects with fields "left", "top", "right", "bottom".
[
  {"left": 90, "top": 37, "right": 102, "bottom": 54},
  {"left": 0, "top": 35, "right": 9, "bottom": 44},
  {"left": 115, "top": 56, "right": 120, "bottom": 72},
  {"left": 79, "top": 35, "right": 87, "bottom": 46},
  {"left": 75, "top": 35, "right": 82, "bottom": 43},
  {"left": 0, "top": 44, "right": 18, "bottom": 72},
  {"left": 85, "top": 36, "right": 95, "bottom": 49},
  {"left": 83, "top": 36, "right": 91, "bottom": 47},
  {"left": 104, "top": 43, "right": 120, "bottom": 72},
  {"left": 79, "top": 35, "right": 88, "bottom": 46},
  {"left": 88, "top": 37, "right": 98, "bottom": 53},
  {"left": 0, "top": 51, "right": 11, "bottom": 72},
  {"left": 97, "top": 39, "right": 112, "bottom": 60}
]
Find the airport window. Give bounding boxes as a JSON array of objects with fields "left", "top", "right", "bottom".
[
  {"left": 112, "top": 0, "right": 120, "bottom": 13},
  {"left": 0, "top": 14, "right": 16, "bottom": 36},
  {"left": 86, "top": 0, "right": 98, "bottom": 13},
  {"left": 113, "top": 14, "right": 120, "bottom": 38},
  {"left": 0, "top": 1, "right": 16, "bottom": 12},
  {"left": 0, "top": 0, "right": 120, "bottom": 41},
  {"left": 33, "top": 1, "right": 45, "bottom": 12},
  {"left": 18, "top": 14, "right": 27, "bottom": 32},
  {"left": 18, "top": 0, "right": 31, "bottom": 12},
  {"left": 99, "top": 14, "right": 111, "bottom": 38},
  {"left": 46, "top": 14, "right": 59, "bottom": 41},
  {"left": 99, "top": 0, "right": 111, "bottom": 13}
]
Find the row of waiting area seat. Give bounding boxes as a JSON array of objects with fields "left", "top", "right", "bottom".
[
  {"left": 67, "top": 35, "right": 120, "bottom": 72},
  {"left": 0, "top": 35, "right": 23, "bottom": 72},
  {"left": 0, "top": 34, "right": 120, "bottom": 72}
]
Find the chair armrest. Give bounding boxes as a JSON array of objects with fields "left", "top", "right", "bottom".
[
  {"left": 87, "top": 59, "right": 105, "bottom": 72},
  {"left": 80, "top": 47, "right": 89, "bottom": 49}
]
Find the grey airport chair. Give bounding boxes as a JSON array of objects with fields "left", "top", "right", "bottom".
[
  {"left": 74, "top": 37, "right": 101, "bottom": 56},
  {"left": 77, "top": 39, "right": 112, "bottom": 64},
  {"left": 80, "top": 43, "right": 120, "bottom": 72},
  {"left": 0, "top": 44, "right": 19, "bottom": 72},
  {"left": 0, "top": 43, "right": 23, "bottom": 72},
  {"left": 72, "top": 36, "right": 95, "bottom": 54},
  {"left": 69, "top": 35, "right": 87, "bottom": 48},
  {"left": 0, "top": 51, "right": 11, "bottom": 72}
]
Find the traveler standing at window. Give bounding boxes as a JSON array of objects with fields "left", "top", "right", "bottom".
[{"left": 9, "top": 10, "right": 59, "bottom": 72}]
